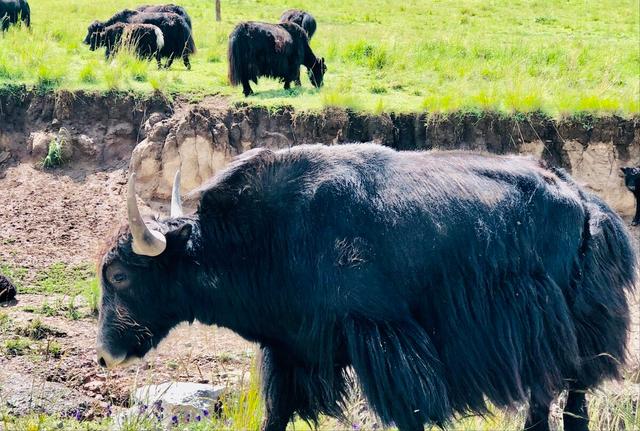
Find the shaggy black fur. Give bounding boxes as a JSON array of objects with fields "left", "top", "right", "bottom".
[
  {"left": 228, "top": 21, "right": 326, "bottom": 96},
  {"left": 84, "top": 10, "right": 195, "bottom": 69},
  {"left": 621, "top": 166, "right": 640, "bottom": 225},
  {"left": 97, "top": 144, "right": 637, "bottom": 431},
  {"left": 0, "top": 274, "right": 16, "bottom": 302},
  {"left": 0, "top": 0, "right": 29, "bottom": 31},
  {"left": 136, "top": 3, "right": 192, "bottom": 29},
  {"left": 279, "top": 9, "right": 316, "bottom": 39},
  {"left": 89, "top": 23, "right": 164, "bottom": 67}
]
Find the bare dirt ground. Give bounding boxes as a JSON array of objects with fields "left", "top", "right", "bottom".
[
  {"left": 0, "top": 161, "right": 638, "bottom": 424},
  {"left": 0, "top": 163, "right": 254, "bottom": 418}
]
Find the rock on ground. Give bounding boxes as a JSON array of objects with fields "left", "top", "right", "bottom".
[{"left": 113, "top": 382, "right": 225, "bottom": 429}]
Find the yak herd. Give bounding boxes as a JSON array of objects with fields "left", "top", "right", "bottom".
[{"left": 1, "top": 0, "right": 325, "bottom": 95}]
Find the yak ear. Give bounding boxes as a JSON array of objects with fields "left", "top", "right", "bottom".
[
  {"left": 621, "top": 167, "right": 629, "bottom": 174},
  {"left": 165, "top": 224, "right": 192, "bottom": 250}
]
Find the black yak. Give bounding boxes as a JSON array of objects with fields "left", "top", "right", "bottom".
[
  {"left": 228, "top": 21, "right": 326, "bottom": 96},
  {"left": 89, "top": 23, "right": 164, "bottom": 67},
  {"left": 279, "top": 9, "right": 316, "bottom": 39},
  {"left": 136, "top": 3, "right": 192, "bottom": 29},
  {"left": 96, "top": 144, "right": 636, "bottom": 431},
  {"left": 621, "top": 166, "right": 640, "bottom": 225},
  {"left": 84, "top": 10, "right": 195, "bottom": 69},
  {"left": 0, "top": 0, "right": 29, "bottom": 31},
  {"left": 0, "top": 274, "right": 16, "bottom": 302}
]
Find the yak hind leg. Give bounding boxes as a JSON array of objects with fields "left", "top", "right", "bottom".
[
  {"left": 563, "top": 385, "right": 589, "bottom": 431},
  {"left": 242, "top": 80, "right": 254, "bottom": 97},
  {"left": 164, "top": 54, "right": 174, "bottom": 69},
  {"left": 345, "top": 318, "right": 451, "bottom": 431},
  {"left": 259, "top": 346, "right": 349, "bottom": 431},
  {"left": 524, "top": 398, "right": 550, "bottom": 431},
  {"left": 182, "top": 53, "right": 191, "bottom": 70}
]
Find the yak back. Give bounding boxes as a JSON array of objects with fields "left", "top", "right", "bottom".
[
  {"left": 228, "top": 21, "right": 308, "bottom": 85},
  {"left": 280, "top": 9, "right": 316, "bottom": 39},
  {"left": 136, "top": 3, "right": 192, "bottom": 28}
]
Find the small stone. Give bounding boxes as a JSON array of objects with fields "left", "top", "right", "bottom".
[
  {"left": 145, "top": 112, "right": 165, "bottom": 130},
  {"left": 74, "top": 134, "right": 97, "bottom": 157},
  {"left": 29, "top": 132, "right": 53, "bottom": 160},
  {"left": 83, "top": 380, "right": 102, "bottom": 392}
]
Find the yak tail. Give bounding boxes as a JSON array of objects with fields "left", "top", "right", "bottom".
[
  {"left": 185, "top": 29, "right": 196, "bottom": 54},
  {"left": 227, "top": 29, "right": 245, "bottom": 86},
  {"left": 344, "top": 317, "right": 452, "bottom": 429},
  {"left": 571, "top": 191, "right": 638, "bottom": 385}
]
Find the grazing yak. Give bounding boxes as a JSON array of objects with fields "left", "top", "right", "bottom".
[
  {"left": 621, "top": 166, "right": 640, "bottom": 225},
  {"left": 89, "top": 23, "right": 164, "bottom": 67},
  {"left": 279, "top": 9, "right": 316, "bottom": 39},
  {"left": 136, "top": 3, "right": 192, "bottom": 29},
  {"left": 228, "top": 21, "right": 326, "bottom": 96},
  {"left": 0, "top": 0, "right": 29, "bottom": 31},
  {"left": 96, "top": 144, "right": 636, "bottom": 431},
  {"left": 84, "top": 10, "right": 195, "bottom": 69}
]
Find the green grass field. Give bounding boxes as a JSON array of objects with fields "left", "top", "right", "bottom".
[{"left": 0, "top": 0, "right": 638, "bottom": 114}]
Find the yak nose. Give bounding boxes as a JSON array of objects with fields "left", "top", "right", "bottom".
[{"left": 96, "top": 345, "right": 126, "bottom": 369}]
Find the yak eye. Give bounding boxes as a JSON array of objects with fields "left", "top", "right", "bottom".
[
  {"left": 106, "top": 264, "right": 131, "bottom": 288},
  {"left": 112, "top": 273, "right": 127, "bottom": 283}
]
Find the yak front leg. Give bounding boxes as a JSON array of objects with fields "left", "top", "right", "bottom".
[
  {"left": 259, "top": 347, "right": 299, "bottom": 431},
  {"left": 259, "top": 346, "right": 348, "bottom": 431}
]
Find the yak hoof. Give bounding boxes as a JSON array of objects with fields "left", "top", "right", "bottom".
[{"left": 632, "top": 220, "right": 639, "bottom": 226}]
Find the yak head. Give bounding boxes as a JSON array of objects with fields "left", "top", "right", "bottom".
[
  {"left": 84, "top": 20, "right": 105, "bottom": 47},
  {"left": 96, "top": 172, "right": 195, "bottom": 368},
  {"left": 308, "top": 57, "right": 327, "bottom": 88},
  {"left": 621, "top": 166, "right": 640, "bottom": 192}
]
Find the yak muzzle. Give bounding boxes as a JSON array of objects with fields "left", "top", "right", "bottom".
[{"left": 96, "top": 344, "right": 127, "bottom": 369}]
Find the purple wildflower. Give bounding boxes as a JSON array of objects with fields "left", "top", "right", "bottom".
[
  {"left": 171, "top": 415, "right": 179, "bottom": 426},
  {"left": 202, "top": 409, "right": 209, "bottom": 417}
]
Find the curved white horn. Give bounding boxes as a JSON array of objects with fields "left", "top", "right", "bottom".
[
  {"left": 171, "top": 170, "right": 184, "bottom": 217},
  {"left": 127, "top": 173, "right": 166, "bottom": 256}
]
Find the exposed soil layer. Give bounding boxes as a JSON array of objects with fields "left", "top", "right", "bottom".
[{"left": 2, "top": 88, "right": 638, "bottom": 216}]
